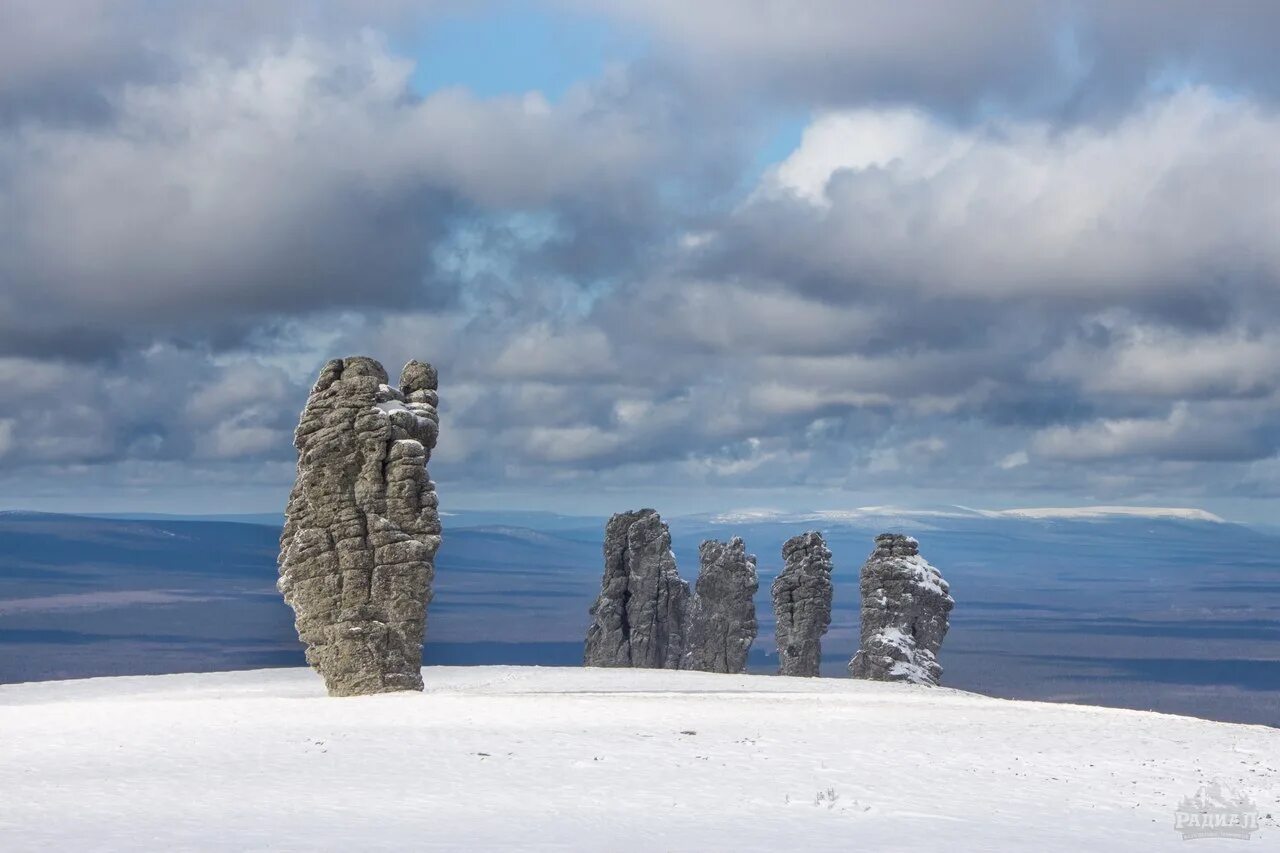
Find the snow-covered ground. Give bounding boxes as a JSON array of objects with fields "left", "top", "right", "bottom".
[{"left": 1, "top": 666, "right": 1275, "bottom": 851}]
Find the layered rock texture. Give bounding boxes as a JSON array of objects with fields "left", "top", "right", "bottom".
[
  {"left": 682, "top": 538, "right": 759, "bottom": 674},
  {"left": 278, "top": 356, "right": 442, "bottom": 696},
  {"left": 584, "top": 509, "right": 690, "bottom": 668},
  {"left": 771, "top": 532, "right": 834, "bottom": 677},
  {"left": 848, "top": 534, "right": 953, "bottom": 686}
]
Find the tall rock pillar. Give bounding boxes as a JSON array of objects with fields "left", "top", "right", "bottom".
[
  {"left": 278, "top": 356, "right": 441, "bottom": 696},
  {"left": 848, "top": 533, "right": 953, "bottom": 685},
  {"left": 682, "top": 537, "right": 758, "bottom": 674},
  {"left": 771, "top": 531, "right": 833, "bottom": 677},
  {"left": 584, "top": 509, "right": 690, "bottom": 668}
]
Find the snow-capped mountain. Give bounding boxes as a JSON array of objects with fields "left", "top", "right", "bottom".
[{"left": 708, "top": 505, "right": 1227, "bottom": 525}]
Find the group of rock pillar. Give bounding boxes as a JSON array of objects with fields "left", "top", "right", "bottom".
[
  {"left": 583, "top": 509, "right": 760, "bottom": 674},
  {"left": 583, "top": 510, "right": 954, "bottom": 682}
]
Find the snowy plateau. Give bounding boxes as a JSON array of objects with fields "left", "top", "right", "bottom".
[{"left": 1, "top": 666, "right": 1276, "bottom": 851}]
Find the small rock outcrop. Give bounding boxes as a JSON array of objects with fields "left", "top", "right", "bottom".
[
  {"left": 771, "top": 531, "right": 833, "bottom": 677},
  {"left": 584, "top": 509, "right": 690, "bottom": 668},
  {"left": 682, "top": 537, "right": 759, "bottom": 674},
  {"left": 848, "top": 533, "right": 953, "bottom": 685},
  {"left": 277, "top": 356, "right": 442, "bottom": 696}
]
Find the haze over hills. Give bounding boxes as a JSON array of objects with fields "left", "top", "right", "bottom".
[{"left": 1, "top": 505, "right": 1277, "bottom": 726}]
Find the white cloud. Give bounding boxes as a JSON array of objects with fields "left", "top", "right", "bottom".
[
  {"left": 583, "top": 1, "right": 1280, "bottom": 112},
  {"left": 0, "top": 359, "right": 72, "bottom": 395},
  {"left": 1038, "top": 323, "right": 1280, "bottom": 399},
  {"left": 205, "top": 423, "right": 285, "bottom": 460},
  {"left": 999, "top": 450, "right": 1029, "bottom": 470},
  {"left": 185, "top": 362, "right": 290, "bottom": 423},
  {"left": 0, "top": 34, "right": 670, "bottom": 349},
  {"left": 490, "top": 325, "right": 616, "bottom": 381},
  {"left": 737, "top": 88, "right": 1280, "bottom": 303},
  {"left": 1030, "top": 403, "right": 1269, "bottom": 463},
  {"left": 867, "top": 446, "right": 901, "bottom": 473},
  {"left": 522, "top": 425, "right": 625, "bottom": 463},
  {"left": 609, "top": 279, "right": 884, "bottom": 357},
  {"left": 764, "top": 108, "right": 971, "bottom": 204},
  {"left": 6, "top": 1, "right": 1280, "bottom": 513},
  {"left": 745, "top": 384, "right": 891, "bottom": 417}
]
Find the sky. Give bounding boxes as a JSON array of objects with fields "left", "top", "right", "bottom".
[{"left": 3, "top": 1, "right": 1280, "bottom": 520}]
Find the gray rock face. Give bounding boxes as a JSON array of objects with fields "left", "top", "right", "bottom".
[
  {"left": 584, "top": 509, "right": 690, "bottom": 668},
  {"left": 682, "top": 537, "right": 759, "bottom": 674},
  {"left": 848, "top": 533, "right": 953, "bottom": 686},
  {"left": 771, "top": 532, "right": 833, "bottom": 677},
  {"left": 277, "top": 356, "right": 442, "bottom": 696}
]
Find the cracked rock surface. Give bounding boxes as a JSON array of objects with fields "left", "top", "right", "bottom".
[
  {"left": 584, "top": 509, "right": 690, "bottom": 669},
  {"left": 848, "top": 533, "right": 953, "bottom": 686},
  {"left": 682, "top": 537, "right": 759, "bottom": 674},
  {"left": 278, "top": 356, "right": 441, "bottom": 696},
  {"left": 771, "top": 532, "right": 833, "bottom": 677}
]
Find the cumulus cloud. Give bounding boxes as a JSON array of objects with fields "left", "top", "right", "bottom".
[
  {"left": 1037, "top": 322, "right": 1280, "bottom": 399},
  {"left": 721, "top": 88, "right": 1280, "bottom": 309},
  {"left": 583, "top": 0, "right": 1280, "bottom": 115},
  {"left": 4, "top": 1, "right": 1280, "bottom": 515},
  {"left": 185, "top": 362, "right": 296, "bottom": 460},
  {"left": 0, "top": 31, "right": 680, "bottom": 357},
  {"left": 1030, "top": 403, "right": 1275, "bottom": 463},
  {"left": 999, "top": 451, "right": 1030, "bottom": 470},
  {"left": 0, "top": 348, "right": 306, "bottom": 471},
  {"left": 0, "top": 0, "right": 461, "bottom": 122},
  {"left": 596, "top": 279, "right": 885, "bottom": 358},
  {"left": 490, "top": 324, "right": 617, "bottom": 381}
]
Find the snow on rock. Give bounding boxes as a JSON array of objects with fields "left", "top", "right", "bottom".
[
  {"left": 849, "top": 534, "right": 954, "bottom": 686},
  {"left": 1, "top": 666, "right": 1276, "bottom": 851}
]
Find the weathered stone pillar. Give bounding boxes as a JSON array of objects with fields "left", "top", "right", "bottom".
[
  {"left": 771, "top": 531, "right": 833, "bottom": 677},
  {"left": 278, "top": 356, "right": 441, "bottom": 696},
  {"left": 682, "top": 537, "right": 758, "bottom": 674},
  {"left": 584, "top": 509, "right": 690, "bottom": 668},
  {"left": 848, "top": 533, "right": 953, "bottom": 685}
]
